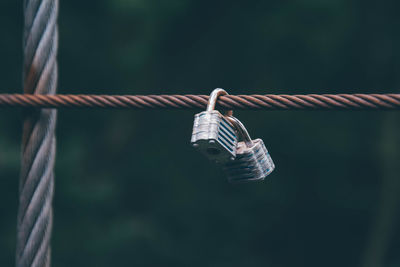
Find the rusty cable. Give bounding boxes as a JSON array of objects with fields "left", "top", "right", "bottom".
[
  {"left": 0, "top": 93, "right": 400, "bottom": 110},
  {"left": 16, "top": 0, "right": 58, "bottom": 266}
]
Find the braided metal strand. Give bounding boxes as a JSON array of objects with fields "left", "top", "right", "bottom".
[
  {"left": 1, "top": 93, "right": 400, "bottom": 109},
  {"left": 16, "top": 0, "right": 58, "bottom": 266}
]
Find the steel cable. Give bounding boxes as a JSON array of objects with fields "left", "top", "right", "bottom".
[
  {"left": 1, "top": 93, "right": 400, "bottom": 110},
  {"left": 16, "top": 0, "right": 58, "bottom": 266}
]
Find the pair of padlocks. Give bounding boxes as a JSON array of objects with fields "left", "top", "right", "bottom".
[{"left": 191, "top": 88, "right": 275, "bottom": 183}]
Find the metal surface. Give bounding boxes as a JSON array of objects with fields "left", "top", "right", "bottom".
[
  {"left": 17, "top": 0, "right": 58, "bottom": 266},
  {"left": 191, "top": 111, "right": 238, "bottom": 163},
  {"left": 206, "top": 88, "right": 233, "bottom": 116},
  {"left": 1, "top": 93, "right": 400, "bottom": 109},
  {"left": 224, "top": 139, "right": 275, "bottom": 183},
  {"left": 191, "top": 89, "right": 238, "bottom": 163},
  {"left": 225, "top": 116, "right": 253, "bottom": 147},
  {"left": 223, "top": 116, "right": 274, "bottom": 183}
]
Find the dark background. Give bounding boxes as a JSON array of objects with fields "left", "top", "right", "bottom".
[{"left": 1, "top": 1, "right": 400, "bottom": 266}]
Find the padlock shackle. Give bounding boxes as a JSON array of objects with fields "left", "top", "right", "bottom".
[
  {"left": 225, "top": 116, "right": 253, "bottom": 148},
  {"left": 206, "top": 88, "right": 233, "bottom": 116}
]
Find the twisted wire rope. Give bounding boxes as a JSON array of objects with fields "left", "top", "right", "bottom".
[
  {"left": 16, "top": 0, "right": 58, "bottom": 266},
  {"left": 1, "top": 93, "right": 400, "bottom": 110}
]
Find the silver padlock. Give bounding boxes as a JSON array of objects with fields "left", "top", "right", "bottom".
[
  {"left": 191, "top": 88, "right": 238, "bottom": 163},
  {"left": 223, "top": 116, "right": 275, "bottom": 183}
]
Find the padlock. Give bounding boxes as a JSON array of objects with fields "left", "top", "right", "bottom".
[
  {"left": 223, "top": 116, "right": 275, "bottom": 183},
  {"left": 191, "top": 88, "right": 238, "bottom": 163}
]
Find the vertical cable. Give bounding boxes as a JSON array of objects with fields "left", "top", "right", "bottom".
[{"left": 16, "top": 0, "right": 58, "bottom": 266}]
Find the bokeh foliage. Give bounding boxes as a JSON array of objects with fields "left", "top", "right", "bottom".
[{"left": 1, "top": 0, "right": 400, "bottom": 266}]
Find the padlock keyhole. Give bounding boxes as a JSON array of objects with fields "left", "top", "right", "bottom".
[{"left": 206, "top": 147, "right": 221, "bottom": 155}]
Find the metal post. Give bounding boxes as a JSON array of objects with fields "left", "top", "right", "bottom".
[{"left": 16, "top": 0, "right": 58, "bottom": 266}]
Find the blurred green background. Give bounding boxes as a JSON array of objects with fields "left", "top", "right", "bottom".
[{"left": 1, "top": 0, "right": 400, "bottom": 266}]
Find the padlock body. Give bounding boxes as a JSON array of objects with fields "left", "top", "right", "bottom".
[
  {"left": 191, "top": 110, "right": 238, "bottom": 163},
  {"left": 224, "top": 138, "right": 274, "bottom": 183}
]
